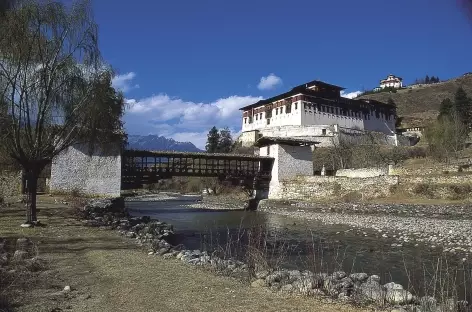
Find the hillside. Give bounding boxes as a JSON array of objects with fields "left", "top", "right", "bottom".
[
  {"left": 357, "top": 74, "right": 472, "bottom": 127},
  {"left": 127, "top": 135, "right": 202, "bottom": 152}
]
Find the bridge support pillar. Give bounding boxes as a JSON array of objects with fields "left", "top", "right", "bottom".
[{"left": 255, "top": 138, "right": 316, "bottom": 200}]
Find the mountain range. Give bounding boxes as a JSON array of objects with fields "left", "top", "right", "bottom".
[{"left": 127, "top": 135, "right": 202, "bottom": 152}]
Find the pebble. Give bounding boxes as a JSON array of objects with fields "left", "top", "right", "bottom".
[{"left": 258, "top": 201, "right": 472, "bottom": 256}]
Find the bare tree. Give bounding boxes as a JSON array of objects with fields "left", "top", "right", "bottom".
[{"left": 0, "top": 0, "right": 126, "bottom": 225}]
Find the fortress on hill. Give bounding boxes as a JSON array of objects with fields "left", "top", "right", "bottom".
[{"left": 237, "top": 79, "right": 402, "bottom": 147}]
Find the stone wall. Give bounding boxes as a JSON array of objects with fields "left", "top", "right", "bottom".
[
  {"left": 390, "top": 164, "right": 472, "bottom": 176},
  {"left": 0, "top": 170, "right": 22, "bottom": 199},
  {"left": 397, "top": 174, "right": 472, "bottom": 199},
  {"left": 50, "top": 144, "right": 121, "bottom": 197},
  {"left": 272, "top": 175, "right": 399, "bottom": 201},
  {"left": 399, "top": 174, "right": 472, "bottom": 185},
  {"left": 336, "top": 167, "right": 388, "bottom": 178}
]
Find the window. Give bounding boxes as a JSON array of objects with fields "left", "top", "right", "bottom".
[
  {"left": 244, "top": 118, "right": 247, "bottom": 124},
  {"left": 294, "top": 103, "right": 298, "bottom": 110},
  {"left": 276, "top": 108, "right": 279, "bottom": 115},
  {"left": 260, "top": 113, "right": 263, "bottom": 119},
  {"left": 267, "top": 118, "right": 271, "bottom": 125},
  {"left": 255, "top": 114, "right": 258, "bottom": 120},
  {"left": 322, "top": 129, "right": 327, "bottom": 135},
  {"left": 267, "top": 146, "right": 270, "bottom": 156},
  {"left": 280, "top": 107, "right": 284, "bottom": 114}
]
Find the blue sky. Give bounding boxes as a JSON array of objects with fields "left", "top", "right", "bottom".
[{"left": 93, "top": 0, "right": 472, "bottom": 149}]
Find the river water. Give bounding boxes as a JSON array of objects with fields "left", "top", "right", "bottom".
[{"left": 126, "top": 196, "right": 472, "bottom": 301}]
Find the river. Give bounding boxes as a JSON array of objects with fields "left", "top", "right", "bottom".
[{"left": 126, "top": 195, "right": 472, "bottom": 301}]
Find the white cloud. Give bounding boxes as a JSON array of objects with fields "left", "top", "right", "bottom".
[
  {"left": 112, "top": 72, "right": 139, "bottom": 93},
  {"left": 341, "top": 90, "right": 362, "bottom": 99},
  {"left": 257, "top": 73, "right": 283, "bottom": 91},
  {"left": 124, "top": 94, "right": 263, "bottom": 149}
]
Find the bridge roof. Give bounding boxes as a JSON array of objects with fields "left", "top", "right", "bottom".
[
  {"left": 254, "top": 137, "right": 320, "bottom": 147},
  {"left": 123, "top": 149, "right": 273, "bottom": 161}
]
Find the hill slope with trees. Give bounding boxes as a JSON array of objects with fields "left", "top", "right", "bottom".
[{"left": 357, "top": 74, "right": 472, "bottom": 127}]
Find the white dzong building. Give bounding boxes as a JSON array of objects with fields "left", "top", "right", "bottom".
[
  {"left": 238, "top": 79, "right": 398, "bottom": 147},
  {"left": 379, "top": 74, "right": 403, "bottom": 89}
]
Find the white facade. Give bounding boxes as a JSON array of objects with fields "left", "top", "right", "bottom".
[
  {"left": 241, "top": 100, "right": 395, "bottom": 138},
  {"left": 239, "top": 80, "right": 397, "bottom": 148},
  {"left": 259, "top": 143, "right": 313, "bottom": 199},
  {"left": 380, "top": 74, "right": 403, "bottom": 89}
]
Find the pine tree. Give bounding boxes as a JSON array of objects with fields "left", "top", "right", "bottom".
[
  {"left": 425, "top": 75, "right": 430, "bottom": 84},
  {"left": 218, "top": 127, "right": 233, "bottom": 153},
  {"left": 453, "top": 87, "right": 472, "bottom": 127},
  {"left": 438, "top": 98, "right": 453, "bottom": 119},
  {"left": 205, "top": 126, "right": 220, "bottom": 153}
]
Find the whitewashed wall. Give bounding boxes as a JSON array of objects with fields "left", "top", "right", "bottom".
[
  {"left": 266, "top": 144, "right": 313, "bottom": 199},
  {"left": 50, "top": 144, "right": 121, "bottom": 197}
]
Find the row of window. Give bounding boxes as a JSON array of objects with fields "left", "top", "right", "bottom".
[
  {"left": 303, "top": 102, "right": 392, "bottom": 121},
  {"left": 243, "top": 102, "right": 393, "bottom": 124}
]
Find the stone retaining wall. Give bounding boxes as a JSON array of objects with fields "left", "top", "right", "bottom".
[
  {"left": 0, "top": 170, "right": 22, "bottom": 199},
  {"left": 390, "top": 164, "right": 472, "bottom": 176},
  {"left": 336, "top": 167, "right": 388, "bottom": 178},
  {"left": 273, "top": 175, "right": 399, "bottom": 200},
  {"left": 271, "top": 173, "right": 472, "bottom": 201}
]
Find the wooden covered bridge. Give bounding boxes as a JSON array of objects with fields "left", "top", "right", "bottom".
[{"left": 121, "top": 150, "right": 275, "bottom": 190}]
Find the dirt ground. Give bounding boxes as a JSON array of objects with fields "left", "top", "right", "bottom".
[{"left": 0, "top": 196, "right": 371, "bottom": 312}]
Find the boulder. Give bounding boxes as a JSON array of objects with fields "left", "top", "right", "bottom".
[
  {"left": 266, "top": 271, "right": 289, "bottom": 285},
  {"left": 323, "top": 277, "right": 342, "bottom": 296},
  {"left": 385, "top": 289, "right": 413, "bottom": 305},
  {"left": 331, "top": 271, "right": 346, "bottom": 280},
  {"left": 367, "top": 275, "right": 381, "bottom": 283},
  {"left": 359, "top": 281, "right": 386, "bottom": 303},
  {"left": 293, "top": 278, "right": 316, "bottom": 295},
  {"left": 350, "top": 273, "right": 369, "bottom": 283},
  {"left": 383, "top": 282, "right": 404, "bottom": 290}
]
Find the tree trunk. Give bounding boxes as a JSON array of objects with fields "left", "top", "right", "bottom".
[{"left": 25, "top": 170, "right": 39, "bottom": 224}]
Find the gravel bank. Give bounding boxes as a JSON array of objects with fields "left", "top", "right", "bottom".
[
  {"left": 125, "top": 192, "right": 248, "bottom": 210},
  {"left": 259, "top": 200, "right": 472, "bottom": 258}
]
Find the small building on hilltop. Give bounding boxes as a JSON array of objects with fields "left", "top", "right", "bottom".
[
  {"left": 379, "top": 74, "right": 403, "bottom": 89},
  {"left": 237, "top": 79, "right": 398, "bottom": 147}
]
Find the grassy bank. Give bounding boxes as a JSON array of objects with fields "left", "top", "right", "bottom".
[{"left": 0, "top": 196, "right": 366, "bottom": 312}]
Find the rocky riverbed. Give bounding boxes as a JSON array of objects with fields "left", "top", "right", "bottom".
[
  {"left": 80, "top": 197, "right": 471, "bottom": 312},
  {"left": 125, "top": 192, "right": 248, "bottom": 210},
  {"left": 259, "top": 200, "right": 472, "bottom": 259}
]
